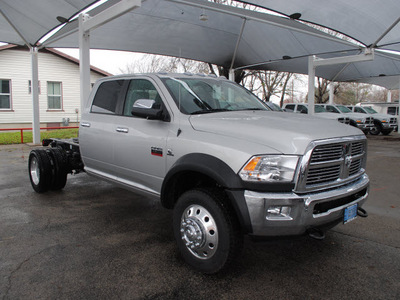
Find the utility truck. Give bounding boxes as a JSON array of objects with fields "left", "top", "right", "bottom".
[{"left": 28, "top": 73, "right": 369, "bottom": 273}]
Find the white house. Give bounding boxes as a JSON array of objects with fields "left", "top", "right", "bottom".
[{"left": 0, "top": 45, "right": 111, "bottom": 129}]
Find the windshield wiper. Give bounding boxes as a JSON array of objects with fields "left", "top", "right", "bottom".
[
  {"left": 237, "top": 108, "right": 265, "bottom": 111},
  {"left": 190, "top": 108, "right": 230, "bottom": 115}
]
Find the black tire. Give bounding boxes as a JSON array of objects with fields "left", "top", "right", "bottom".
[
  {"left": 173, "top": 188, "right": 243, "bottom": 274},
  {"left": 381, "top": 129, "right": 393, "bottom": 135},
  {"left": 47, "top": 148, "right": 68, "bottom": 190},
  {"left": 369, "top": 122, "right": 381, "bottom": 135},
  {"left": 28, "top": 149, "right": 53, "bottom": 193}
]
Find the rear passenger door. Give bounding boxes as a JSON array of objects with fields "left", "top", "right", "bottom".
[
  {"left": 113, "top": 78, "right": 172, "bottom": 195},
  {"left": 79, "top": 79, "right": 125, "bottom": 176}
]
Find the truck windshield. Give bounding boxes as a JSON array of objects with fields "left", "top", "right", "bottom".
[
  {"left": 162, "top": 77, "right": 269, "bottom": 114},
  {"left": 336, "top": 105, "right": 352, "bottom": 113},
  {"left": 363, "top": 106, "right": 377, "bottom": 114}
]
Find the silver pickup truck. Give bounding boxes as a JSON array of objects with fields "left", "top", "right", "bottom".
[{"left": 28, "top": 73, "right": 369, "bottom": 273}]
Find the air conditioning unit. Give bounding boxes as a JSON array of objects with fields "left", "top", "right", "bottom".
[{"left": 62, "top": 118, "right": 70, "bottom": 126}]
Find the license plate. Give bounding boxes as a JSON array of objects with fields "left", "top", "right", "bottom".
[{"left": 344, "top": 203, "right": 358, "bottom": 224}]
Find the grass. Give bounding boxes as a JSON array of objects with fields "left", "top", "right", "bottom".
[{"left": 0, "top": 128, "right": 79, "bottom": 145}]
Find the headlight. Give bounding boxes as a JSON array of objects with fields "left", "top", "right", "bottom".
[
  {"left": 356, "top": 119, "right": 364, "bottom": 123},
  {"left": 381, "top": 119, "right": 388, "bottom": 123},
  {"left": 239, "top": 155, "right": 299, "bottom": 182}
]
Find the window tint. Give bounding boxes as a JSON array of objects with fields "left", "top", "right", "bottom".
[
  {"left": 285, "top": 104, "right": 295, "bottom": 111},
  {"left": 297, "top": 105, "right": 308, "bottom": 113},
  {"left": 0, "top": 79, "right": 11, "bottom": 109},
  {"left": 355, "top": 107, "right": 364, "bottom": 113},
  {"left": 47, "top": 81, "right": 62, "bottom": 109},
  {"left": 91, "top": 80, "right": 124, "bottom": 114},
  {"left": 123, "top": 79, "right": 162, "bottom": 116},
  {"left": 387, "top": 106, "right": 399, "bottom": 115}
]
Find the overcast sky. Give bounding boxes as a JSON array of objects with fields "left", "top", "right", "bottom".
[{"left": 58, "top": 48, "right": 144, "bottom": 75}]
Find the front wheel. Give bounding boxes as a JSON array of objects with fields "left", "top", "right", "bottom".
[
  {"left": 173, "top": 189, "right": 242, "bottom": 274},
  {"left": 369, "top": 123, "right": 381, "bottom": 135}
]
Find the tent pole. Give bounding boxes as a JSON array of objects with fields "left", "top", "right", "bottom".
[
  {"left": 307, "top": 56, "right": 315, "bottom": 115},
  {"left": 30, "top": 47, "right": 40, "bottom": 144},
  {"left": 329, "top": 82, "right": 334, "bottom": 104},
  {"left": 79, "top": 13, "right": 91, "bottom": 115}
]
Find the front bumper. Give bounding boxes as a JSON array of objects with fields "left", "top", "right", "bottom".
[{"left": 244, "top": 174, "right": 369, "bottom": 236}]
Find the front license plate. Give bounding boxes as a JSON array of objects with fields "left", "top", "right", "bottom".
[{"left": 344, "top": 203, "right": 358, "bottom": 224}]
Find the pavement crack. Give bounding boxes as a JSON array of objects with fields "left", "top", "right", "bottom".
[{"left": 3, "top": 246, "right": 56, "bottom": 300}]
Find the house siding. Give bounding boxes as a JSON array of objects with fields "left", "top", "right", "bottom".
[{"left": 0, "top": 48, "right": 106, "bottom": 127}]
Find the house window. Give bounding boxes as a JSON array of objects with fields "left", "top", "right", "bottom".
[
  {"left": 47, "top": 81, "right": 62, "bottom": 110},
  {"left": 0, "top": 79, "right": 11, "bottom": 110}
]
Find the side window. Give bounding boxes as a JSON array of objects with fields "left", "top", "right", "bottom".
[
  {"left": 123, "top": 79, "right": 162, "bottom": 116},
  {"left": 91, "top": 80, "right": 124, "bottom": 114},
  {"left": 355, "top": 107, "right": 364, "bottom": 113},
  {"left": 285, "top": 104, "right": 295, "bottom": 111},
  {"left": 326, "top": 105, "right": 337, "bottom": 113},
  {"left": 0, "top": 79, "right": 11, "bottom": 110},
  {"left": 297, "top": 105, "right": 308, "bottom": 114},
  {"left": 387, "top": 107, "right": 398, "bottom": 115}
]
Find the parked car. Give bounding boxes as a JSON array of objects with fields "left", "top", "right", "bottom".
[
  {"left": 347, "top": 105, "right": 398, "bottom": 135},
  {"left": 283, "top": 103, "right": 350, "bottom": 125},
  {"left": 319, "top": 104, "right": 374, "bottom": 134}
]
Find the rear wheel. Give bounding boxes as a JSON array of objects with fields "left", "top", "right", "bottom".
[
  {"left": 47, "top": 148, "right": 68, "bottom": 190},
  {"left": 173, "top": 188, "right": 243, "bottom": 274},
  {"left": 369, "top": 122, "right": 381, "bottom": 135},
  {"left": 381, "top": 129, "right": 393, "bottom": 135},
  {"left": 28, "top": 149, "right": 52, "bottom": 193}
]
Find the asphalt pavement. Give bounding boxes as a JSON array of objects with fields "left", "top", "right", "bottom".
[{"left": 0, "top": 135, "right": 399, "bottom": 300}]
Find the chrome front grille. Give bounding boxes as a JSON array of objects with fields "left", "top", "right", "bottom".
[
  {"left": 390, "top": 118, "right": 397, "bottom": 124},
  {"left": 297, "top": 137, "right": 367, "bottom": 192},
  {"left": 365, "top": 117, "right": 374, "bottom": 127},
  {"left": 338, "top": 117, "right": 350, "bottom": 124}
]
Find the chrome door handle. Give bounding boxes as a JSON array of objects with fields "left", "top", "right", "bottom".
[
  {"left": 116, "top": 127, "right": 129, "bottom": 133},
  {"left": 81, "top": 122, "right": 91, "bottom": 127}
]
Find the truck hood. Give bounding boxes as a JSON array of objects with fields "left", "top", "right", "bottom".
[
  {"left": 315, "top": 112, "right": 343, "bottom": 120},
  {"left": 371, "top": 113, "right": 396, "bottom": 120},
  {"left": 341, "top": 112, "right": 369, "bottom": 120},
  {"left": 189, "top": 111, "right": 362, "bottom": 155}
]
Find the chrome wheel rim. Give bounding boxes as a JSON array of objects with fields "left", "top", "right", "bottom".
[
  {"left": 180, "top": 204, "right": 218, "bottom": 259},
  {"left": 30, "top": 156, "right": 40, "bottom": 185}
]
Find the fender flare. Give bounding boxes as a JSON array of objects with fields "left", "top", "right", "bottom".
[{"left": 161, "top": 153, "right": 253, "bottom": 233}]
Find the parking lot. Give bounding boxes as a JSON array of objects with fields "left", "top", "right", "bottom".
[{"left": 1, "top": 135, "right": 399, "bottom": 300}]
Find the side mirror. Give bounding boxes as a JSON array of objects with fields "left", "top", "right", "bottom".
[{"left": 131, "top": 99, "right": 163, "bottom": 120}]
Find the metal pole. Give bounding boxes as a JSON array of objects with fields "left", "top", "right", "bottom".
[
  {"left": 308, "top": 56, "right": 315, "bottom": 115},
  {"left": 79, "top": 14, "right": 91, "bottom": 114},
  {"left": 387, "top": 90, "right": 391, "bottom": 103},
  {"left": 329, "top": 83, "right": 334, "bottom": 104},
  {"left": 31, "top": 47, "right": 41, "bottom": 144}
]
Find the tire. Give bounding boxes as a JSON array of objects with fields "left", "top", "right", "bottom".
[
  {"left": 381, "top": 129, "right": 393, "bottom": 135},
  {"left": 369, "top": 122, "right": 381, "bottom": 135},
  {"left": 47, "top": 148, "right": 68, "bottom": 190},
  {"left": 173, "top": 188, "right": 243, "bottom": 274},
  {"left": 28, "top": 149, "right": 53, "bottom": 193}
]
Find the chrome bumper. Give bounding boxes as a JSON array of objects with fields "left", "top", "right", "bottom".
[{"left": 244, "top": 174, "right": 369, "bottom": 236}]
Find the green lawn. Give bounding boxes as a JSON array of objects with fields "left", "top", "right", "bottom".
[{"left": 0, "top": 128, "right": 79, "bottom": 145}]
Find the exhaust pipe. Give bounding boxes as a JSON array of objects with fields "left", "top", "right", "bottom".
[
  {"left": 357, "top": 207, "right": 368, "bottom": 218},
  {"left": 308, "top": 228, "right": 325, "bottom": 240}
]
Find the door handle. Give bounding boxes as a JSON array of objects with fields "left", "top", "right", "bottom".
[
  {"left": 116, "top": 127, "right": 129, "bottom": 133},
  {"left": 81, "top": 122, "right": 91, "bottom": 127}
]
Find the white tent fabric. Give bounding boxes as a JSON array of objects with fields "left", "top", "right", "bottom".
[
  {"left": 43, "top": 0, "right": 359, "bottom": 69},
  {"left": 239, "top": 0, "right": 400, "bottom": 48},
  {"left": 0, "top": 0, "right": 98, "bottom": 46}
]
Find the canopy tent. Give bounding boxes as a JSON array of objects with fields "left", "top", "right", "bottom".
[
  {"left": 0, "top": 0, "right": 99, "bottom": 46},
  {"left": 239, "top": 0, "right": 400, "bottom": 49}
]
